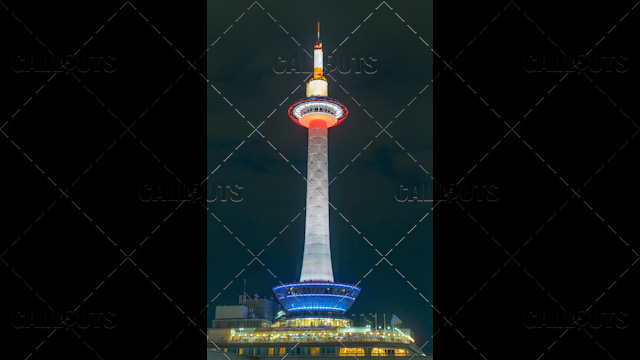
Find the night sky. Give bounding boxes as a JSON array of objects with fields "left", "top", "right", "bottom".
[{"left": 207, "top": 0, "right": 433, "bottom": 352}]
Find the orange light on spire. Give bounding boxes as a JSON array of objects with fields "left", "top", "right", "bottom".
[{"left": 313, "top": 22, "right": 324, "bottom": 81}]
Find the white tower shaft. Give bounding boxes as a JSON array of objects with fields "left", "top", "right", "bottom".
[{"left": 300, "top": 119, "right": 334, "bottom": 282}]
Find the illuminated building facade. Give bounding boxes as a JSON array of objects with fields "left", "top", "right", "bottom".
[
  {"left": 208, "top": 300, "right": 422, "bottom": 358},
  {"left": 207, "top": 24, "right": 427, "bottom": 359}
]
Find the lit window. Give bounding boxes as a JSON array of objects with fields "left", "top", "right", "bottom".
[{"left": 340, "top": 348, "right": 365, "bottom": 356}]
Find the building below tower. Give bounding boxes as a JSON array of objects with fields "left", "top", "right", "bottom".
[{"left": 207, "top": 294, "right": 429, "bottom": 359}]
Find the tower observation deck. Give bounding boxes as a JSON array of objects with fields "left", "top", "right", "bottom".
[{"left": 273, "top": 23, "right": 359, "bottom": 316}]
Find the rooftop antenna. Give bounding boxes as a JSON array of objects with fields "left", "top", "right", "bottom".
[
  {"left": 317, "top": 22, "right": 320, "bottom": 43},
  {"left": 243, "top": 279, "right": 246, "bottom": 305}
]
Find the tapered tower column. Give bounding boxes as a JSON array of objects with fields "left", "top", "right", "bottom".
[
  {"left": 274, "top": 23, "right": 359, "bottom": 317},
  {"left": 301, "top": 119, "right": 333, "bottom": 282}
]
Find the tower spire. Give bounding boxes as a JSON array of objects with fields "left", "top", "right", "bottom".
[{"left": 310, "top": 23, "right": 327, "bottom": 92}]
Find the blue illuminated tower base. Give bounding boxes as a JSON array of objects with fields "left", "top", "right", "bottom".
[{"left": 273, "top": 282, "right": 360, "bottom": 316}]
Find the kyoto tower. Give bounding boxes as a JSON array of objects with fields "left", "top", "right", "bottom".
[{"left": 273, "top": 23, "right": 360, "bottom": 316}]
